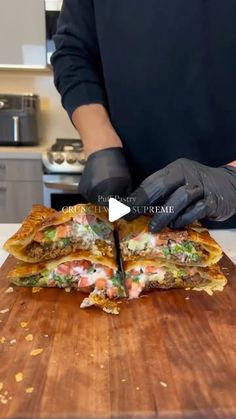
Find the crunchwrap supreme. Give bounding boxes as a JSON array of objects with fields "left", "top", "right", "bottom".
[
  {"left": 117, "top": 217, "right": 222, "bottom": 267},
  {"left": 3, "top": 204, "right": 115, "bottom": 263}
]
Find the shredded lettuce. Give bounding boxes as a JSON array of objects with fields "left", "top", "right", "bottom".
[{"left": 162, "top": 247, "right": 170, "bottom": 257}]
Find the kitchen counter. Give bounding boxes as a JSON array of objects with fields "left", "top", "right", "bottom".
[
  {"left": 0, "top": 224, "right": 236, "bottom": 267},
  {"left": 0, "top": 146, "right": 46, "bottom": 159}
]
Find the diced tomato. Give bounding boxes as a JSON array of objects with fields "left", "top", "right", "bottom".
[
  {"left": 79, "top": 276, "right": 90, "bottom": 288},
  {"left": 129, "top": 282, "right": 142, "bottom": 299},
  {"left": 56, "top": 224, "right": 71, "bottom": 239},
  {"left": 80, "top": 260, "right": 91, "bottom": 270},
  {"left": 128, "top": 268, "right": 140, "bottom": 276},
  {"left": 95, "top": 264, "right": 113, "bottom": 277},
  {"left": 74, "top": 215, "right": 90, "bottom": 224},
  {"left": 107, "top": 287, "right": 118, "bottom": 299},
  {"left": 125, "top": 279, "right": 132, "bottom": 290},
  {"left": 145, "top": 266, "right": 157, "bottom": 273},
  {"left": 55, "top": 263, "right": 70, "bottom": 275},
  {"left": 102, "top": 267, "right": 113, "bottom": 277},
  {"left": 95, "top": 278, "right": 107, "bottom": 290},
  {"left": 48, "top": 280, "right": 56, "bottom": 287},
  {"left": 68, "top": 260, "right": 91, "bottom": 275},
  {"left": 34, "top": 231, "right": 45, "bottom": 243}
]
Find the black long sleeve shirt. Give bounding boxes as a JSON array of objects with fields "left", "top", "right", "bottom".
[{"left": 52, "top": 0, "right": 236, "bottom": 182}]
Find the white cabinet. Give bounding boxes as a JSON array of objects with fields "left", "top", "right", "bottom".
[
  {"left": 0, "top": 0, "right": 46, "bottom": 68},
  {"left": 0, "top": 159, "right": 43, "bottom": 222}
]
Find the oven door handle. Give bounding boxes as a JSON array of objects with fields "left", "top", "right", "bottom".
[{"left": 44, "top": 181, "right": 79, "bottom": 192}]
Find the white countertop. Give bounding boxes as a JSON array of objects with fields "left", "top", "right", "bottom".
[
  {"left": 0, "top": 224, "right": 235, "bottom": 267},
  {"left": 0, "top": 145, "right": 46, "bottom": 159}
]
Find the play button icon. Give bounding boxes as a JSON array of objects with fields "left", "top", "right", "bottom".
[{"left": 108, "top": 198, "right": 131, "bottom": 222}]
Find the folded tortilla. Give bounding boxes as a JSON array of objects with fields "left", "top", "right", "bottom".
[
  {"left": 117, "top": 217, "right": 222, "bottom": 267},
  {"left": 7, "top": 250, "right": 125, "bottom": 299},
  {"left": 4, "top": 204, "right": 114, "bottom": 263},
  {"left": 124, "top": 259, "right": 227, "bottom": 299}
]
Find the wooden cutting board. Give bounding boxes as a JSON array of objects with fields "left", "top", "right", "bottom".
[{"left": 0, "top": 254, "right": 236, "bottom": 419}]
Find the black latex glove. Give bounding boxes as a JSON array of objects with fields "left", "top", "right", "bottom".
[
  {"left": 79, "top": 147, "right": 132, "bottom": 203},
  {"left": 126, "top": 158, "right": 236, "bottom": 232}
]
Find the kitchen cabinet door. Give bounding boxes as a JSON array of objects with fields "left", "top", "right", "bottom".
[
  {"left": 0, "top": 159, "right": 43, "bottom": 182},
  {"left": 0, "top": 0, "right": 46, "bottom": 68},
  {"left": 0, "top": 181, "right": 43, "bottom": 223}
]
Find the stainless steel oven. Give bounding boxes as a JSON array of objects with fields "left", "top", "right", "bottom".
[{"left": 43, "top": 174, "right": 86, "bottom": 210}]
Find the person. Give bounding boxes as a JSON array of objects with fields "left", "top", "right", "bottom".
[{"left": 51, "top": 0, "right": 236, "bottom": 231}]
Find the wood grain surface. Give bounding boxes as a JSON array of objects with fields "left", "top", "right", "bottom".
[{"left": 0, "top": 255, "right": 236, "bottom": 419}]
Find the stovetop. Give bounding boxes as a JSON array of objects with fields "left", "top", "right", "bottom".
[{"left": 42, "top": 138, "right": 86, "bottom": 173}]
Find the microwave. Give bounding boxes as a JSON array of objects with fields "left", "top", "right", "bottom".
[{"left": 45, "top": 0, "right": 62, "bottom": 64}]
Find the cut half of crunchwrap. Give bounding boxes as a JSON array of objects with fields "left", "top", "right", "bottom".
[
  {"left": 8, "top": 250, "right": 124, "bottom": 294},
  {"left": 124, "top": 259, "right": 227, "bottom": 299},
  {"left": 117, "top": 217, "right": 222, "bottom": 267},
  {"left": 3, "top": 204, "right": 115, "bottom": 263},
  {"left": 7, "top": 251, "right": 125, "bottom": 314}
]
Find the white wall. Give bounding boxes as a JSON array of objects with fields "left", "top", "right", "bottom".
[{"left": 0, "top": 69, "right": 78, "bottom": 146}]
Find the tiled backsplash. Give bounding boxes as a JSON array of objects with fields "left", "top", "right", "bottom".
[{"left": 0, "top": 70, "right": 79, "bottom": 146}]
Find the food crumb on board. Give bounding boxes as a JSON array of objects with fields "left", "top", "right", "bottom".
[
  {"left": 5, "top": 287, "right": 14, "bottom": 294},
  {"left": 0, "top": 398, "right": 8, "bottom": 404},
  {"left": 100, "top": 364, "right": 104, "bottom": 369},
  {"left": 32, "top": 287, "right": 42, "bottom": 294},
  {"left": 9, "top": 396, "right": 12, "bottom": 400},
  {"left": 25, "top": 387, "right": 34, "bottom": 394},
  {"left": 65, "top": 288, "right": 71, "bottom": 293},
  {"left": 25, "top": 334, "right": 33, "bottom": 342},
  {"left": 15, "top": 372, "right": 23, "bottom": 382},
  {"left": 0, "top": 309, "right": 9, "bottom": 314},
  {"left": 185, "top": 288, "right": 190, "bottom": 291},
  {"left": 30, "top": 348, "right": 43, "bottom": 356},
  {"left": 0, "top": 337, "right": 5, "bottom": 344},
  {"left": 121, "top": 379, "right": 126, "bottom": 382},
  {"left": 10, "top": 339, "right": 16, "bottom": 345},
  {"left": 90, "top": 353, "right": 94, "bottom": 357},
  {"left": 136, "top": 387, "right": 140, "bottom": 391},
  {"left": 4, "top": 391, "right": 8, "bottom": 395},
  {"left": 44, "top": 335, "right": 49, "bottom": 338},
  {"left": 185, "top": 296, "right": 190, "bottom": 300},
  {"left": 0, "top": 383, "right": 3, "bottom": 391},
  {"left": 20, "top": 321, "right": 28, "bottom": 328},
  {"left": 160, "top": 381, "right": 168, "bottom": 388}
]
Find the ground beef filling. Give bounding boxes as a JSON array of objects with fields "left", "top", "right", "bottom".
[
  {"left": 26, "top": 238, "right": 112, "bottom": 261},
  {"left": 143, "top": 272, "right": 209, "bottom": 290},
  {"left": 123, "top": 241, "right": 208, "bottom": 264}
]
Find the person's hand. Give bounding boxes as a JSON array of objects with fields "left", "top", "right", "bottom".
[
  {"left": 79, "top": 147, "right": 132, "bottom": 203},
  {"left": 126, "top": 158, "right": 236, "bottom": 231}
]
